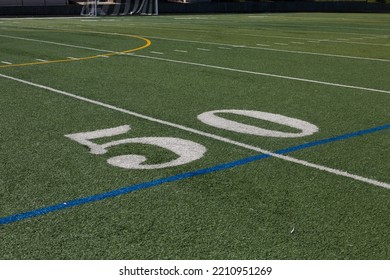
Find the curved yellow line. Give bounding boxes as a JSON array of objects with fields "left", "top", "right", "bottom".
[{"left": 0, "top": 34, "right": 151, "bottom": 69}]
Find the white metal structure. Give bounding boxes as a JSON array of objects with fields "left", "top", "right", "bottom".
[{"left": 80, "top": 0, "right": 158, "bottom": 16}]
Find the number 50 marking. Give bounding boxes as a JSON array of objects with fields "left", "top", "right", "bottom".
[
  {"left": 65, "top": 110, "right": 318, "bottom": 170},
  {"left": 65, "top": 125, "right": 207, "bottom": 170}
]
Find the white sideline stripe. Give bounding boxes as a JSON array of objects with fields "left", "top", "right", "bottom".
[
  {"left": 0, "top": 73, "right": 389, "bottom": 190},
  {"left": 0, "top": 34, "right": 109, "bottom": 53},
  {"left": 1, "top": 61, "right": 12, "bottom": 65},
  {"left": 5, "top": 27, "right": 389, "bottom": 63},
  {"left": 1, "top": 33, "right": 389, "bottom": 95},
  {"left": 228, "top": 31, "right": 390, "bottom": 47},
  {"left": 144, "top": 24, "right": 390, "bottom": 47},
  {"left": 152, "top": 21, "right": 388, "bottom": 35},
  {"left": 102, "top": 22, "right": 388, "bottom": 45},
  {"left": 132, "top": 53, "right": 390, "bottom": 95},
  {"left": 145, "top": 35, "right": 390, "bottom": 63},
  {"left": 6, "top": 21, "right": 390, "bottom": 47},
  {"left": 337, "top": 40, "right": 390, "bottom": 47}
]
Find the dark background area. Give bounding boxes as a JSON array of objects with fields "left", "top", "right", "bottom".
[{"left": 0, "top": 0, "right": 389, "bottom": 16}]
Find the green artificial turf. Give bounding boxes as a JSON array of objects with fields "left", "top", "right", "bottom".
[{"left": 0, "top": 13, "right": 389, "bottom": 259}]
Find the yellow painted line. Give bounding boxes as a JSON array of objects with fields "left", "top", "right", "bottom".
[{"left": 0, "top": 34, "right": 151, "bottom": 69}]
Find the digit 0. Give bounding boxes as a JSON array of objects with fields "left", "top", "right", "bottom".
[{"left": 198, "top": 109, "right": 318, "bottom": 138}]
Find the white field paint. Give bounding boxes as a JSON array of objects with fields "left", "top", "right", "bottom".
[
  {"left": 65, "top": 125, "right": 207, "bottom": 169},
  {"left": 65, "top": 125, "right": 132, "bottom": 155},
  {"left": 197, "top": 48, "right": 210, "bottom": 51},
  {"left": 0, "top": 73, "right": 389, "bottom": 189},
  {"left": 125, "top": 23, "right": 390, "bottom": 47},
  {"left": 1, "top": 61, "right": 12, "bottom": 65},
  {"left": 7, "top": 18, "right": 385, "bottom": 38},
  {"left": 236, "top": 32, "right": 390, "bottom": 47},
  {"left": 5, "top": 28, "right": 390, "bottom": 64},
  {"left": 106, "top": 137, "right": 206, "bottom": 169},
  {"left": 144, "top": 16, "right": 388, "bottom": 33},
  {"left": 197, "top": 110, "right": 319, "bottom": 138},
  {"left": 338, "top": 41, "right": 390, "bottom": 47},
  {"left": 150, "top": 51, "right": 164, "bottom": 55},
  {"left": 1, "top": 34, "right": 390, "bottom": 95},
  {"left": 142, "top": 35, "right": 390, "bottom": 63},
  {"left": 36, "top": 59, "right": 48, "bottom": 62},
  {"left": 174, "top": 50, "right": 188, "bottom": 53},
  {"left": 132, "top": 54, "right": 390, "bottom": 95},
  {"left": 0, "top": 34, "right": 114, "bottom": 54},
  {"left": 94, "top": 22, "right": 389, "bottom": 42}
]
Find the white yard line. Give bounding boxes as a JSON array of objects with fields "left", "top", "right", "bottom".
[
  {"left": 229, "top": 32, "right": 390, "bottom": 43},
  {"left": 221, "top": 31, "right": 390, "bottom": 47},
  {"left": 1, "top": 34, "right": 389, "bottom": 95},
  {"left": 196, "top": 48, "right": 211, "bottom": 51},
  {"left": 0, "top": 72, "right": 389, "bottom": 190},
  {"left": 150, "top": 51, "right": 164, "bottom": 55},
  {"left": 132, "top": 53, "right": 390, "bottom": 95},
  {"left": 174, "top": 50, "right": 188, "bottom": 53},
  {"left": 4, "top": 29, "right": 390, "bottom": 64},
  {"left": 130, "top": 23, "right": 390, "bottom": 47},
  {"left": 36, "top": 59, "right": 48, "bottom": 62},
  {"left": 0, "top": 34, "right": 108, "bottom": 53},
  {"left": 144, "top": 35, "right": 390, "bottom": 63},
  {"left": 333, "top": 40, "right": 390, "bottom": 47},
  {"left": 1, "top": 61, "right": 12, "bottom": 65},
  {"left": 83, "top": 21, "right": 389, "bottom": 43}
]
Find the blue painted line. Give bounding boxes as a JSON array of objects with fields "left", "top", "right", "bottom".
[
  {"left": 276, "top": 124, "right": 390, "bottom": 154},
  {"left": 0, "top": 124, "right": 389, "bottom": 225}
]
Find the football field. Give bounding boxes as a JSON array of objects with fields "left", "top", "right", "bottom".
[{"left": 0, "top": 13, "right": 389, "bottom": 259}]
